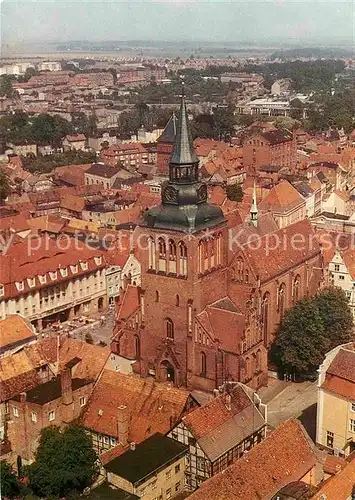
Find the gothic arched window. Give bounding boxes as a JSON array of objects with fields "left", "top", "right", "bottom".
[
  {"left": 178, "top": 241, "right": 187, "bottom": 276},
  {"left": 176, "top": 294, "right": 180, "bottom": 307},
  {"left": 292, "top": 275, "right": 301, "bottom": 303},
  {"left": 155, "top": 290, "right": 159, "bottom": 303},
  {"left": 277, "top": 284, "right": 286, "bottom": 319},
  {"left": 148, "top": 237, "right": 156, "bottom": 270},
  {"left": 216, "top": 233, "right": 222, "bottom": 266},
  {"left": 168, "top": 239, "right": 177, "bottom": 273},
  {"left": 166, "top": 318, "right": 174, "bottom": 339},
  {"left": 262, "top": 292, "right": 270, "bottom": 341},
  {"left": 201, "top": 352, "right": 207, "bottom": 376},
  {"left": 158, "top": 237, "right": 166, "bottom": 272},
  {"left": 134, "top": 335, "right": 140, "bottom": 359}
]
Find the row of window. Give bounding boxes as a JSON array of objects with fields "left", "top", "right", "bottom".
[
  {"left": 148, "top": 238, "right": 188, "bottom": 276},
  {"left": 12, "top": 397, "right": 86, "bottom": 421},
  {"left": 4, "top": 260, "right": 102, "bottom": 296}
]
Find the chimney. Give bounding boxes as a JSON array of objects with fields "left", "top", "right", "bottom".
[
  {"left": 60, "top": 367, "right": 73, "bottom": 406},
  {"left": 19, "top": 392, "right": 26, "bottom": 403},
  {"left": 117, "top": 405, "right": 129, "bottom": 447}
]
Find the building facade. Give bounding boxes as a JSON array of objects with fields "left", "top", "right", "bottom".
[
  {"left": 0, "top": 237, "right": 107, "bottom": 329},
  {"left": 316, "top": 343, "right": 355, "bottom": 456}
]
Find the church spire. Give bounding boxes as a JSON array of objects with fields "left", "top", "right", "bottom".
[
  {"left": 250, "top": 179, "right": 258, "bottom": 227},
  {"left": 170, "top": 82, "right": 198, "bottom": 167}
]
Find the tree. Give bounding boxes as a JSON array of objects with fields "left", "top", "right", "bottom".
[
  {"left": 271, "top": 297, "right": 327, "bottom": 377},
  {"left": 226, "top": 183, "right": 244, "bottom": 202},
  {"left": 212, "top": 105, "right": 236, "bottom": 140},
  {"left": 314, "top": 287, "right": 353, "bottom": 349},
  {"left": 0, "top": 169, "right": 10, "bottom": 203},
  {"left": 0, "top": 75, "right": 15, "bottom": 98},
  {"left": 0, "top": 460, "right": 21, "bottom": 498},
  {"left": 29, "top": 425, "right": 98, "bottom": 498}
]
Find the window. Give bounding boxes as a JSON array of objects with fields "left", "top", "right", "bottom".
[
  {"left": 15, "top": 281, "right": 24, "bottom": 291},
  {"left": 104, "top": 436, "right": 109, "bottom": 444},
  {"left": 60, "top": 268, "right": 68, "bottom": 277},
  {"left": 166, "top": 488, "right": 171, "bottom": 499},
  {"left": 71, "top": 265, "right": 78, "bottom": 274},
  {"left": 155, "top": 290, "right": 159, "bottom": 302},
  {"left": 94, "top": 256, "right": 102, "bottom": 266},
  {"left": 151, "top": 480, "right": 157, "bottom": 490},
  {"left": 197, "top": 457, "right": 204, "bottom": 471},
  {"left": 326, "top": 430, "right": 334, "bottom": 448},
  {"left": 188, "top": 436, "right": 196, "bottom": 446},
  {"left": 0, "top": 284, "right": 4, "bottom": 297},
  {"left": 135, "top": 335, "right": 140, "bottom": 359},
  {"left": 351, "top": 403, "right": 355, "bottom": 412},
  {"left": 176, "top": 294, "right": 180, "bottom": 307},
  {"left": 13, "top": 407, "right": 19, "bottom": 418},
  {"left": 292, "top": 275, "right": 300, "bottom": 303},
  {"left": 27, "top": 277, "right": 36, "bottom": 288},
  {"left": 339, "top": 275, "right": 345, "bottom": 280},
  {"left": 39, "top": 274, "right": 47, "bottom": 284},
  {"left": 80, "top": 396, "right": 86, "bottom": 407},
  {"left": 178, "top": 241, "right": 187, "bottom": 276},
  {"left": 175, "top": 482, "right": 181, "bottom": 492},
  {"left": 31, "top": 412, "right": 37, "bottom": 423},
  {"left": 334, "top": 264, "right": 340, "bottom": 272},
  {"left": 166, "top": 470, "right": 171, "bottom": 480},
  {"left": 349, "top": 419, "right": 355, "bottom": 433},
  {"left": 110, "top": 437, "right": 116, "bottom": 446},
  {"left": 175, "top": 464, "right": 181, "bottom": 474},
  {"left": 49, "top": 271, "right": 57, "bottom": 281},
  {"left": 166, "top": 318, "right": 174, "bottom": 340},
  {"left": 80, "top": 261, "right": 88, "bottom": 271},
  {"left": 277, "top": 283, "right": 286, "bottom": 319},
  {"left": 201, "top": 352, "right": 207, "bottom": 376},
  {"left": 49, "top": 411, "right": 55, "bottom": 421}
]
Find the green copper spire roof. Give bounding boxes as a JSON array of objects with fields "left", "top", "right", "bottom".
[{"left": 170, "top": 86, "right": 198, "bottom": 165}]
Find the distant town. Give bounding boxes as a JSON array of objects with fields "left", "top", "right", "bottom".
[{"left": 0, "top": 42, "right": 354, "bottom": 500}]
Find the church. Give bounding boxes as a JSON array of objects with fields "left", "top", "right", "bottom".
[{"left": 111, "top": 90, "right": 322, "bottom": 391}]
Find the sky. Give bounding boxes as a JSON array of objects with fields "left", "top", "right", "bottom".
[{"left": 1, "top": 0, "right": 354, "bottom": 45}]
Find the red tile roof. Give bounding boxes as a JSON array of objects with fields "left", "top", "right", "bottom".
[
  {"left": 236, "top": 219, "right": 320, "bottom": 283},
  {"left": 0, "top": 236, "right": 105, "bottom": 299},
  {"left": 82, "top": 370, "right": 193, "bottom": 444},
  {"left": 259, "top": 180, "right": 304, "bottom": 212},
  {"left": 117, "top": 285, "right": 139, "bottom": 321},
  {"left": 0, "top": 315, "right": 36, "bottom": 351},
  {"left": 311, "top": 454, "right": 355, "bottom": 499},
  {"left": 189, "top": 419, "right": 317, "bottom": 500}
]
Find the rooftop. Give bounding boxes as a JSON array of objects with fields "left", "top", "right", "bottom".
[
  {"left": 0, "top": 315, "right": 36, "bottom": 352},
  {"left": 12, "top": 375, "right": 92, "bottom": 405},
  {"left": 189, "top": 419, "right": 317, "bottom": 500},
  {"left": 105, "top": 433, "right": 187, "bottom": 485}
]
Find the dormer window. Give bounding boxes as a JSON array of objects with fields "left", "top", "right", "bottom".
[
  {"left": 60, "top": 268, "right": 68, "bottom": 277},
  {"left": 49, "top": 271, "right": 57, "bottom": 281},
  {"left": 27, "top": 277, "right": 36, "bottom": 288},
  {"left": 0, "top": 284, "right": 4, "bottom": 297},
  {"left": 39, "top": 274, "right": 47, "bottom": 284},
  {"left": 94, "top": 256, "right": 102, "bottom": 266},
  {"left": 70, "top": 265, "right": 78, "bottom": 274},
  {"left": 80, "top": 261, "right": 88, "bottom": 271},
  {"left": 15, "top": 281, "right": 24, "bottom": 291}
]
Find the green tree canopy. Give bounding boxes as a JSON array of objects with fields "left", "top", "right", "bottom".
[
  {"left": 271, "top": 287, "right": 354, "bottom": 377},
  {"left": 29, "top": 425, "right": 98, "bottom": 498},
  {"left": 271, "top": 297, "right": 326, "bottom": 376},
  {"left": 0, "top": 75, "right": 16, "bottom": 98},
  {"left": 0, "top": 169, "right": 10, "bottom": 203},
  {"left": 226, "top": 183, "right": 244, "bottom": 202},
  {"left": 314, "top": 287, "right": 353, "bottom": 349},
  {"left": 0, "top": 460, "right": 21, "bottom": 498}
]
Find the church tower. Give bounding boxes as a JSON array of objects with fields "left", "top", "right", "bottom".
[{"left": 124, "top": 89, "right": 229, "bottom": 387}]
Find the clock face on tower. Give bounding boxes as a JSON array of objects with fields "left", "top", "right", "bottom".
[
  {"left": 163, "top": 185, "right": 178, "bottom": 203},
  {"left": 197, "top": 184, "right": 207, "bottom": 203}
]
